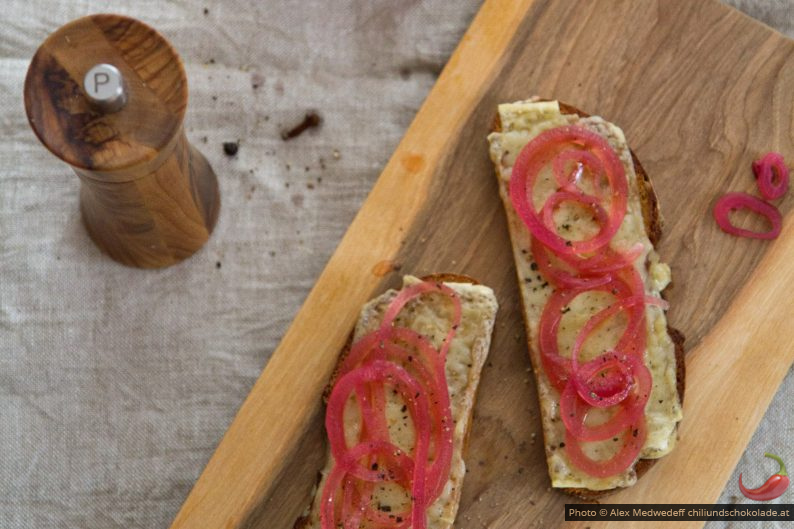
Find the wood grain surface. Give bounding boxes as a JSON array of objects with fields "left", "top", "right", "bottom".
[
  {"left": 170, "top": 0, "right": 794, "bottom": 528},
  {"left": 76, "top": 133, "right": 220, "bottom": 268},
  {"left": 24, "top": 14, "right": 219, "bottom": 268}
]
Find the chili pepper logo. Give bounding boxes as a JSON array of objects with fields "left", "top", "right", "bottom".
[{"left": 739, "top": 452, "right": 789, "bottom": 501}]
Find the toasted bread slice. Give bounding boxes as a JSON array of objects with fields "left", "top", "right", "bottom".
[
  {"left": 487, "top": 99, "right": 684, "bottom": 498},
  {"left": 296, "top": 274, "right": 498, "bottom": 527}
]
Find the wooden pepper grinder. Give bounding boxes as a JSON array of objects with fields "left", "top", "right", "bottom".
[{"left": 24, "top": 14, "right": 220, "bottom": 268}]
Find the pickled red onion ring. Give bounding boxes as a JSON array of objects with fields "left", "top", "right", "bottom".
[
  {"left": 550, "top": 272, "right": 650, "bottom": 476},
  {"left": 561, "top": 355, "right": 651, "bottom": 441},
  {"left": 531, "top": 238, "right": 644, "bottom": 290},
  {"left": 568, "top": 293, "right": 647, "bottom": 408},
  {"left": 572, "top": 353, "right": 633, "bottom": 408},
  {"left": 380, "top": 281, "right": 462, "bottom": 360},
  {"left": 537, "top": 271, "right": 644, "bottom": 392},
  {"left": 322, "top": 441, "right": 413, "bottom": 529},
  {"left": 753, "top": 152, "right": 789, "bottom": 201},
  {"left": 540, "top": 190, "right": 609, "bottom": 234},
  {"left": 573, "top": 242, "right": 644, "bottom": 275},
  {"left": 326, "top": 360, "right": 429, "bottom": 461},
  {"left": 713, "top": 192, "right": 782, "bottom": 240},
  {"left": 321, "top": 282, "right": 461, "bottom": 529},
  {"left": 510, "top": 122, "right": 655, "bottom": 479},
  {"left": 341, "top": 475, "right": 361, "bottom": 529},
  {"left": 509, "top": 125, "right": 627, "bottom": 256},
  {"left": 564, "top": 420, "right": 648, "bottom": 478},
  {"left": 532, "top": 237, "right": 612, "bottom": 289},
  {"left": 552, "top": 149, "right": 605, "bottom": 199},
  {"left": 324, "top": 361, "right": 432, "bottom": 529},
  {"left": 340, "top": 328, "right": 453, "bottom": 501}
]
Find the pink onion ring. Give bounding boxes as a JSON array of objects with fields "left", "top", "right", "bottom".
[
  {"left": 531, "top": 237, "right": 612, "bottom": 289},
  {"left": 753, "top": 152, "right": 789, "bottom": 201},
  {"left": 509, "top": 125, "right": 627, "bottom": 256},
  {"left": 321, "top": 282, "right": 461, "bottom": 529},
  {"left": 713, "top": 192, "right": 782, "bottom": 240},
  {"left": 552, "top": 149, "right": 605, "bottom": 199},
  {"left": 380, "top": 281, "right": 462, "bottom": 361},
  {"left": 568, "top": 291, "right": 646, "bottom": 407},
  {"left": 564, "top": 420, "right": 647, "bottom": 478},
  {"left": 509, "top": 122, "right": 656, "bottom": 479},
  {"left": 537, "top": 271, "right": 644, "bottom": 392},
  {"left": 561, "top": 355, "right": 651, "bottom": 441}
]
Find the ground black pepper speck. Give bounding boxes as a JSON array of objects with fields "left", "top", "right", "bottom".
[{"left": 223, "top": 141, "right": 239, "bottom": 156}]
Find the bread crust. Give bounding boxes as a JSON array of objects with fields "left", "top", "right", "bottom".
[
  {"left": 295, "top": 273, "right": 491, "bottom": 528},
  {"left": 492, "top": 101, "right": 685, "bottom": 500}
]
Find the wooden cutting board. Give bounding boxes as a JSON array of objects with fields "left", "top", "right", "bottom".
[{"left": 170, "top": 1, "right": 794, "bottom": 528}]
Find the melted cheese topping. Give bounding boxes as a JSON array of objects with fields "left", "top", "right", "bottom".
[
  {"left": 487, "top": 100, "right": 683, "bottom": 490},
  {"left": 302, "top": 276, "right": 498, "bottom": 528}
]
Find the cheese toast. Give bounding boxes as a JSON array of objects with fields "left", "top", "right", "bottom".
[
  {"left": 488, "top": 99, "right": 684, "bottom": 498},
  {"left": 296, "top": 274, "right": 498, "bottom": 527}
]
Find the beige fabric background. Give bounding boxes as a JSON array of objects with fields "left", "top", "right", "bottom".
[{"left": 1, "top": 1, "right": 792, "bottom": 528}]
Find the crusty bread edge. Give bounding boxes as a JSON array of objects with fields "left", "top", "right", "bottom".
[
  {"left": 294, "top": 273, "right": 494, "bottom": 528},
  {"left": 491, "top": 101, "right": 686, "bottom": 500}
]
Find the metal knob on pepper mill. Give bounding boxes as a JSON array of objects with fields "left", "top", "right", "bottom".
[{"left": 24, "top": 14, "right": 220, "bottom": 268}]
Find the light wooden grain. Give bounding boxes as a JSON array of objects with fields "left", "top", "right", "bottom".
[{"left": 171, "top": 0, "right": 794, "bottom": 527}]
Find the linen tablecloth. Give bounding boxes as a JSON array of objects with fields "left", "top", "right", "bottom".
[{"left": 1, "top": 1, "right": 792, "bottom": 527}]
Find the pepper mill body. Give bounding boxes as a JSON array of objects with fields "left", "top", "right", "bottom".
[{"left": 24, "top": 14, "right": 219, "bottom": 268}]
